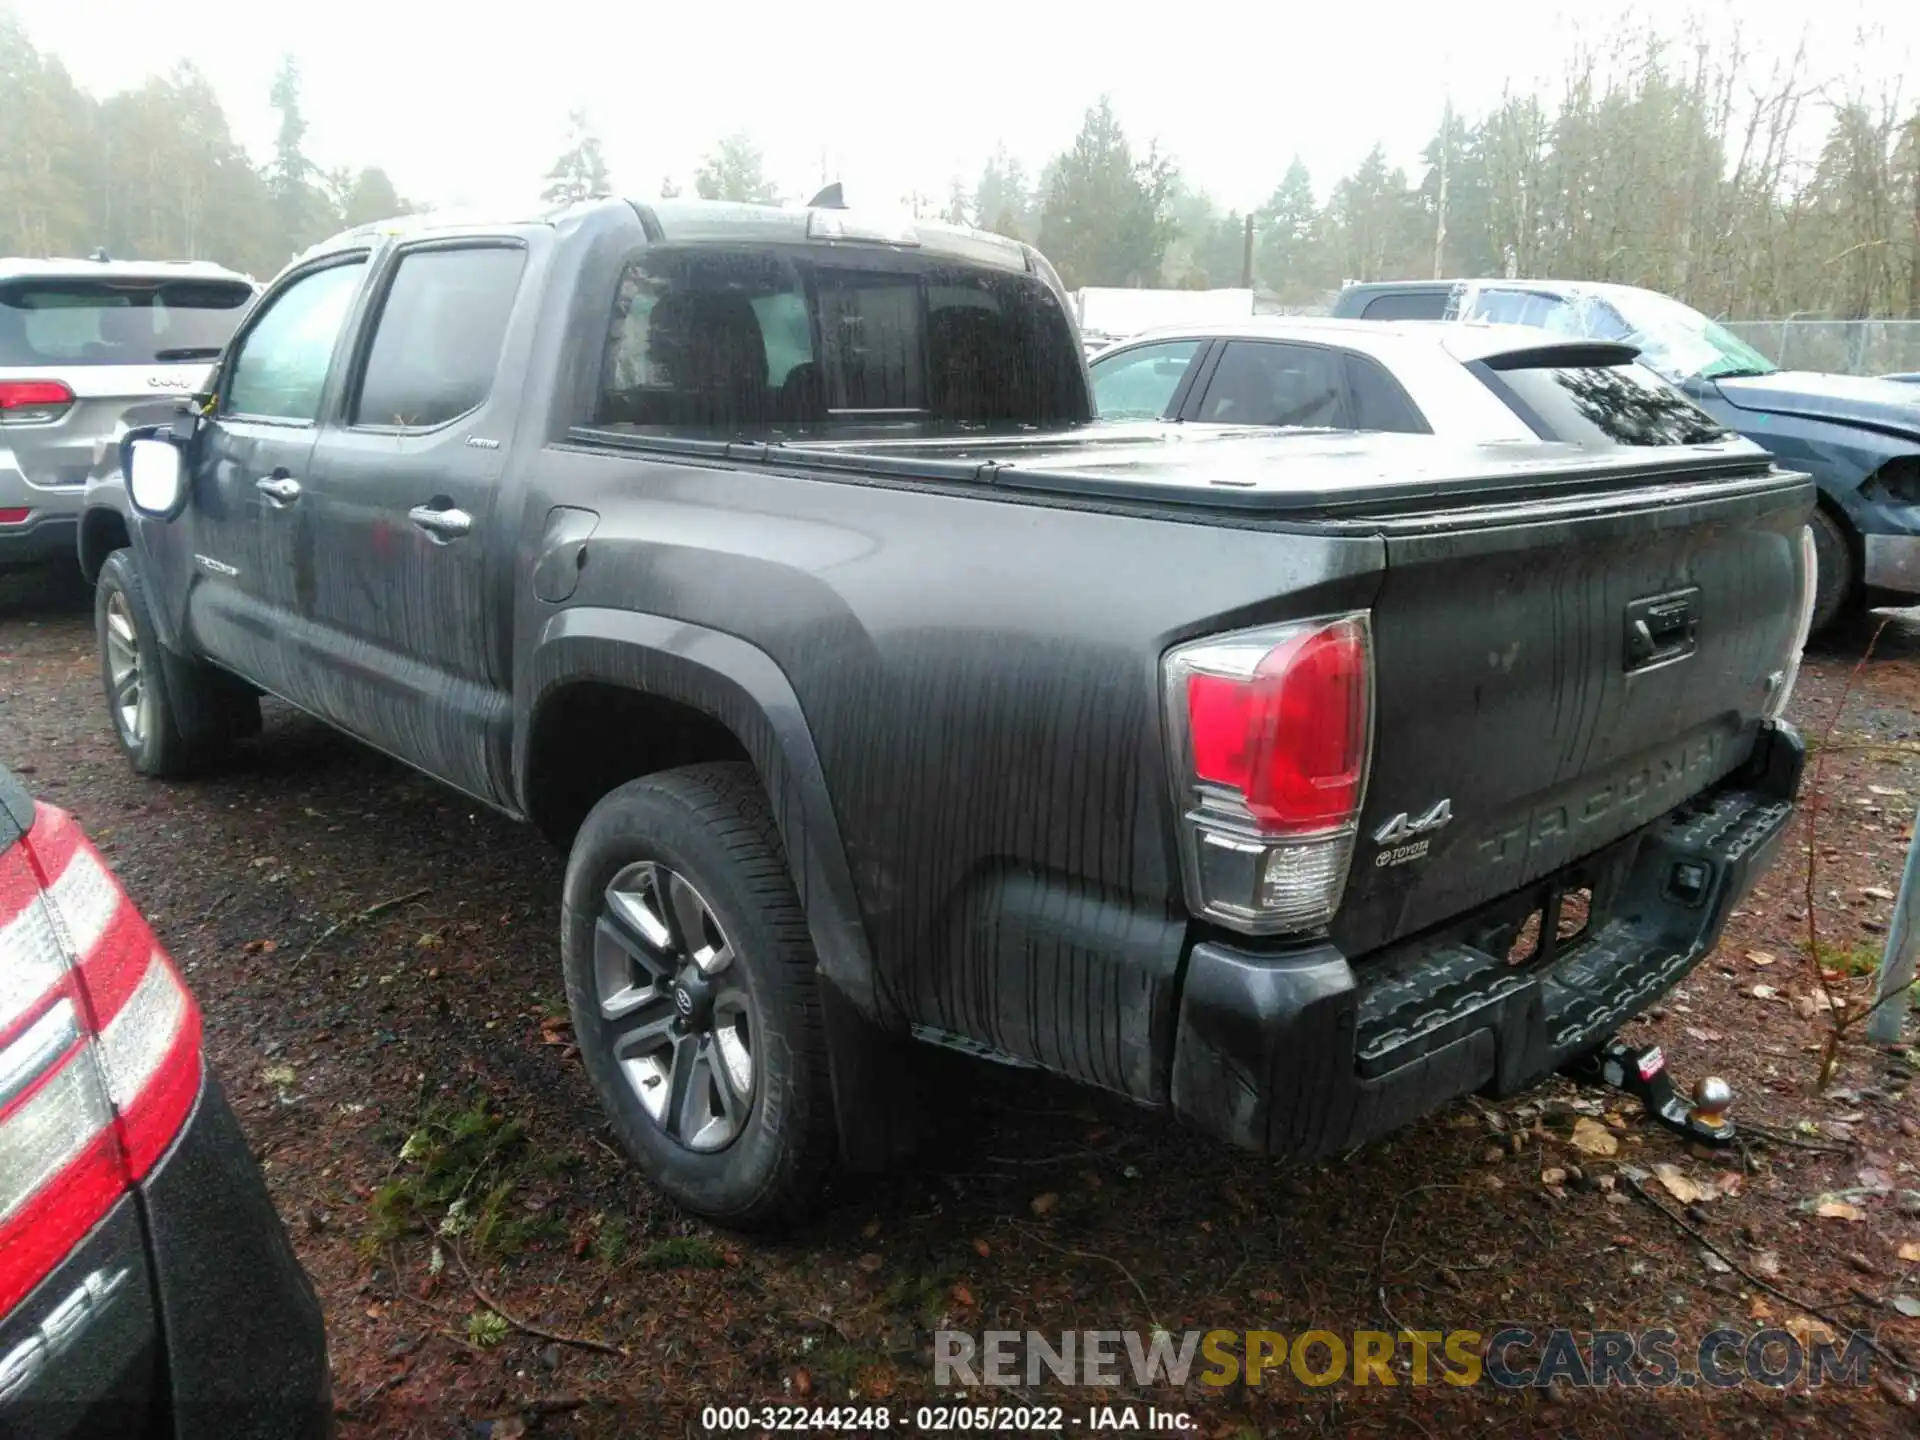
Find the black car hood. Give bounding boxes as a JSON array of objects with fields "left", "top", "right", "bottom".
[{"left": 1712, "top": 370, "right": 1920, "bottom": 438}]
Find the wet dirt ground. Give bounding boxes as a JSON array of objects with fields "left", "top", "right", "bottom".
[{"left": 6, "top": 559, "right": 1920, "bottom": 1436}]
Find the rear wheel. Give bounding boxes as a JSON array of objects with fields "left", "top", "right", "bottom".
[
  {"left": 1808, "top": 507, "right": 1857, "bottom": 636},
  {"left": 561, "top": 763, "right": 835, "bottom": 1226},
  {"left": 95, "top": 549, "right": 257, "bottom": 777}
]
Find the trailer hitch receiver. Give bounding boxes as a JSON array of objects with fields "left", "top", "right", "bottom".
[{"left": 1563, "top": 1037, "right": 1736, "bottom": 1146}]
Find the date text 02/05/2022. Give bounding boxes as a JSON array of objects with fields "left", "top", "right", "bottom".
[{"left": 697, "top": 1403, "right": 1195, "bottom": 1433}]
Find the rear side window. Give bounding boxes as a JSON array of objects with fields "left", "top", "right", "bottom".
[
  {"left": 1089, "top": 340, "right": 1202, "bottom": 420},
  {"left": 1197, "top": 342, "right": 1346, "bottom": 429},
  {"left": 0, "top": 278, "right": 253, "bottom": 367},
  {"left": 1345, "top": 353, "right": 1431, "bottom": 434},
  {"left": 1480, "top": 361, "right": 1734, "bottom": 447},
  {"left": 1360, "top": 292, "right": 1448, "bottom": 321},
  {"left": 353, "top": 246, "right": 526, "bottom": 428},
  {"left": 594, "top": 247, "right": 1088, "bottom": 432}
]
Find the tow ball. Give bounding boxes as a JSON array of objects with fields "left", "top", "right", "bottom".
[{"left": 1562, "top": 1037, "right": 1737, "bottom": 1146}]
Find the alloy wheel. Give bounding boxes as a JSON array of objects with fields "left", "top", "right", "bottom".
[
  {"left": 103, "top": 590, "right": 146, "bottom": 747},
  {"left": 594, "top": 861, "right": 755, "bottom": 1152}
]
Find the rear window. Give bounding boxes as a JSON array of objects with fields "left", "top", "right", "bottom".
[
  {"left": 594, "top": 247, "right": 1088, "bottom": 432},
  {"left": 1478, "top": 361, "right": 1734, "bottom": 447},
  {"left": 0, "top": 278, "right": 254, "bottom": 367},
  {"left": 1359, "top": 292, "right": 1449, "bottom": 321}
]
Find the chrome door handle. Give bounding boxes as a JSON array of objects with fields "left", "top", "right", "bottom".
[
  {"left": 409, "top": 505, "right": 472, "bottom": 539},
  {"left": 255, "top": 476, "right": 301, "bottom": 504}
]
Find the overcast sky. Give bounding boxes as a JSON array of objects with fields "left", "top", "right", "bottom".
[{"left": 16, "top": 0, "right": 1919, "bottom": 216}]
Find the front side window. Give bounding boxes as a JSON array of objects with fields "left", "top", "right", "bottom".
[
  {"left": 1196, "top": 342, "right": 1346, "bottom": 429},
  {"left": 1480, "top": 360, "right": 1734, "bottom": 447},
  {"left": 223, "top": 261, "right": 366, "bottom": 422},
  {"left": 0, "top": 278, "right": 254, "bottom": 367},
  {"left": 1089, "top": 340, "right": 1202, "bottom": 420},
  {"left": 353, "top": 245, "right": 526, "bottom": 428},
  {"left": 593, "top": 246, "right": 1087, "bottom": 432}
]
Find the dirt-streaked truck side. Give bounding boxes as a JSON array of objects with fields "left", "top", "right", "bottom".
[{"left": 83, "top": 197, "right": 1815, "bottom": 1222}]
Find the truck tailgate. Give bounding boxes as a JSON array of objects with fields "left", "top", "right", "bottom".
[{"left": 1331, "top": 465, "right": 1813, "bottom": 959}]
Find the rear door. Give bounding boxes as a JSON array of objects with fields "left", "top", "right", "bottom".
[
  {"left": 1184, "top": 340, "right": 1352, "bottom": 429},
  {"left": 176, "top": 257, "right": 368, "bottom": 697},
  {"left": 1181, "top": 340, "right": 1434, "bottom": 435},
  {"left": 290, "top": 239, "right": 528, "bottom": 803}
]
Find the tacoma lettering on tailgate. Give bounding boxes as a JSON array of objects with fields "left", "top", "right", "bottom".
[{"left": 1473, "top": 734, "right": 1720, "bottom": 868}]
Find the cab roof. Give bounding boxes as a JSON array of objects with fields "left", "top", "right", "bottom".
[{"left": 307, "top": 196, "right": 1036, "bottom": 273}]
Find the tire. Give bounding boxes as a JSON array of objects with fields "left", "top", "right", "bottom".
[
  {"left": 1808, "top": 506, "right": 1857, "bottom": 636},
  {"left": 561, "top": 762, "right": 835, "bottom": 1227},
  {"left": 95, "top": 548, "right": 257, "bottom": 777}
]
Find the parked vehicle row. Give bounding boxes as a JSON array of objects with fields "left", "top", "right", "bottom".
[
  {"left": 1328, "top": 279, "right": 1920, "bottom": 631},
  {"left": 0, "top": 259, "right": 257, "bottom": 573},
  {"left": 84, "top": 194, "right": 1815, "bottom": 1230},
  {"left": 1087, "top": 316, "right": 1736, "bottom": 449}
]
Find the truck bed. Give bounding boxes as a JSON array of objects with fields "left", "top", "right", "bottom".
[{"left": 579, "top": 419, "right": 1787, "bottom": 520}]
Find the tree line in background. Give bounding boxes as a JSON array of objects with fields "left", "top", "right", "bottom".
[
  {"left": 0, "top": 16, "right": 408, "bottom": 279},
  {"left": 4, "top": 15, "right": 1918, "bottom": 320},
  {"left": 990, "top": 25, "right": 1920, "bottom": 319}
]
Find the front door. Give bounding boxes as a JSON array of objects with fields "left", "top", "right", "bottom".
[
  {"left": 179, "top": 257, "right": 368, "bottom": 698},
  {"left": 289, "top": 240, "right": 528, "bottom": 804}
]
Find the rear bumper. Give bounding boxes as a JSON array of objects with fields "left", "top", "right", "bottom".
[
  {"left": 0, "top": 512, "right": 78, "bottom": 569},
  {"left": 0, "top": 451, "right": 85, "bottom": 570},
  {"left": 142, "top": 1074, "right": 333, "bottom": 1439},
  {"left": 1169, "top": 721, "right": 1805, "bottom": 1158},
  {"left": 0, "top": 1072, "right": 331, "bottom": 1439},
  {"left": 1863, "top": 532, "right": 1920, "bottom": 595}
]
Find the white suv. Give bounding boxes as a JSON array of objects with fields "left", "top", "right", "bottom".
[{"left": 1, "top": 257, "right": 256, "bottom": 572}]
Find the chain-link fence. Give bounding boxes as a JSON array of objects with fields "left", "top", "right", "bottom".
[{"left": 1721, "top": 320, "right": 1920, "bottom": 377}]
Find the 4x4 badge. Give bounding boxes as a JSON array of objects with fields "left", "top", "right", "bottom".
[
  {"left": 1373, "top": 800, "right": 1453, "bottom": 868},
  {"left": 1374, "top": 799, "right": 1453, "bottom": 845}
]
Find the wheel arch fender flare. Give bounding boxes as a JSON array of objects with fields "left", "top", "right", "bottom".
[{"left": 519, "top": 607, "right": 883, "bottom": 1020}]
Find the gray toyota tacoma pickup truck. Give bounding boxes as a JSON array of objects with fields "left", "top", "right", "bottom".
[{"left": 79, "top": 196, "right": 1816, "bottom": 1224}]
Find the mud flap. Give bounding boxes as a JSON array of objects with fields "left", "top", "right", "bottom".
[
  {"left": 156, "top": 641, "right": 260, "bottom": 744},
  {"left": 820, "top": 980, "right": 921, "bottom": 1171}
]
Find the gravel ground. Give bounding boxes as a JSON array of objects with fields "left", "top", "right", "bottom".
[{"left": 6, "top": 558, "right": 1920, "bottom": 1437}]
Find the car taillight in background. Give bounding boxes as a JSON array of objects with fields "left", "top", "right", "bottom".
[
  {"left": 0, "top": 803, "right": 200, "bottom": 1317},
  {"left": 0, "top": 381, "right": 75, "bottom": 426},
  {"left": 1765, "top": 524, "right": 1818, "bottom": 723},
  {"left": 1163, "top": 613, "right": 1374, "bottom": 935}
]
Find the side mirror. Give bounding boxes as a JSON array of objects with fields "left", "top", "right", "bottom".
[{"left": 125, "top": 437, "right": 188, "bottom": 521}]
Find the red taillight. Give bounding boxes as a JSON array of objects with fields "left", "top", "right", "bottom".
[
  {"left": 1187, "top": 624, "right": 1369, "bottom": 833},
  {"left": 0, "top": 510, "right": 29, "bottom": 526},
  {"left": 0, "top": 380, "right": 75, "bottom": 424},
  {"left": 1165, "top": 614, "right": 1374, "bottom": 934},
  {"left": 0, "top": 804, "right": 201, "bottom": 1315}
]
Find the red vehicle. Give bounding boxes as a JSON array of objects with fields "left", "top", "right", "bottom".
[{"left": 0, "top": 761, "right": 329, "bottom": 1437}]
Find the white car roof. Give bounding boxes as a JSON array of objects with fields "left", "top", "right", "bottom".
[
  {"left": 0, "top": 257, "right": 257, "bottom": 287},
  {"left": 1096, "top": 314, "right": 1637, "bottom": 367}
]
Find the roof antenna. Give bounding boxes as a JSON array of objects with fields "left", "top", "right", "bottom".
[
  {"left": 807, "top": 183, "right": 846, "bottom": 210},
  {"left": 88, "top": 247, "right": 110, "bottom": 262}
]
